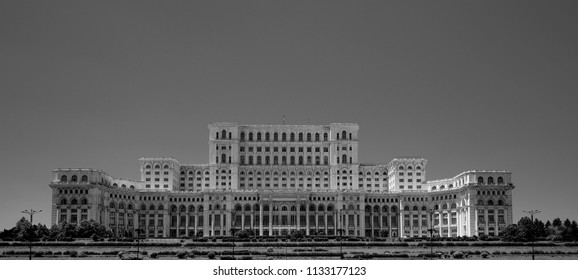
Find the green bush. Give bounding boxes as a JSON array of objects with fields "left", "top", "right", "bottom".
[
  {"left": 176, "top": 251, "right": 188, "bottom": 259},
  {"left": 481, "top": 252, "right": 490, "bottom": 259},
  {"left": 452, "top": 251, "right": 464, "bottom": 259},
  {"left": 150, "top": 253, "right": 158, "bottom": 259},
  {"left": 207, "top": 252, "right": 216, "bottom": 259}
]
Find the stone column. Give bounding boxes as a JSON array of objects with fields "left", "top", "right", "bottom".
[
  {"left": 484, "top": 209, "right": 489, "bottom": 236},
  {"left": 259, "top": 206, "right": 263, "bottom": 236},
  {"left": 398, "top": 211, "right": 403, "bottom": 238},
  {"left": 354, "top": 214, "right": 358, "bottom": 236},
  {"left": 306, "top": 206, "right": 310, "bottom": 235},
  {"left": 296, "top": 205, "right": 301, "bottom": 231},
  {"left": 185, "top": 214, "right": 190, "bottom": 237},
  {"left": 268, "top": 203, "right": 273, "bottom": 236},
  {"left": 176, "top": 213, "right": 180, "bottom": 237},
  {"left": 324, "top": 213, "right": 328, "bottom": 235}
]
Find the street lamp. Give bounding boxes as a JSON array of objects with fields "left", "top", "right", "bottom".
[
  {"left": 133, "top": 208, "right": 144, "bottom": 259},
  {"left": 523, "top": 210, "right": 541, "bottom": 260},
  {"left": 21, "top": 209, "right": 42, "bottom": 260},
  {"left": 338, "top": 209, "right": 346, "bottom": 259},
  {"left": 427, "top": 209, "right": 438, "bottom": 260},
  {"left": 224, "top": 209, "right": 237, "bottom": 258}
]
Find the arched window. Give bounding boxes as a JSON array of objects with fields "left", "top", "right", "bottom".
[
  {"left": 221, "top": 130, "right": 227, "bottom": 139},
  {"left": 109, "top": 202, "right": 116, "bottom": 208},
  {"left": 498, "top": 200, "right": 504, "bottom": 206},
  {"left": 315, "top": 156, "right": 320, "bottom": 165},
  {"left": 477, "top": 199, "right": 484, "bottom": 205},
  {"left": 307, "top": 156, "right": 312, "bottom": 165},
  {"left": 315, "top": 133, "right": 320, "bottom": 141},
  {"left": 442, "top": 204, "right": 448, "bottom": 210},
  {"left": 412, "top": 206, "right": 418, "bottom": 211},
  {"left": 341, "top": 131, "right": 347, "bottom": 140},
  {"left": 60, "top": 175, "right": 68, "bottom": 182},
  {"left": 265, "top": 156, "right": 270, "bottom": 165},
  {"left": 71, "top": 175, "right": 77, "bottom": 182},
  {"left": 282, "top": 156, "right": 287, "bottom": 165},
  {"left": 81, "top": 175, "right": 88, "bottom": 182},
  {"left": 290, "top": 156, "right": 295, "bottom": 165},
  {"left": 477, "top": 176, "right": 484, "bottom": 184},
  {"left": 404, "top": 206, "right": 410, "bottom": 211},
  {"left": 257, "top": 132, "right": 261, "bottom": 141},
  {"left": 342, "top": 154, "right": 347, "bottom": 164},
  {"left": 324, "top": 156, "right": 328, "bottom": 165},
  {"left": 497, "top": 177, "right": 504, "bottom": 184},
  {"left": 282, "top": 133, "right": 287, "bottom": 141},
  {"left": 265, "top": 132, "right": 270, "bottom": 141},
  {"left": 309, "top": 205, "right": 316, "bottom": 211},
  {"left": 180, "top": 205, "right": 186, "bottom": 212},
  {"left": 248, "top": 156, "right": 253, "bottom": 165},
  {"left": 421, "top": 206, "right": 427, "bottom": 211},
  {"left": 323, "top": 133, "right": 328, "bottom": 141},
  {"left": 248, "top": 132, "right": 253, "bottom": 141},
  {"left": 487, "top": 200, "right": 494, "bottom": 206},
  {"left": 81, "top": 198, "right": 87, "bottom": 205},
  {"left": 307, "top": 133, "right": 311, "bottom": 141},
  {"left": 391, "top": 206, "right": 397, "bottom": 212},
  {"left": 298, "top": 156, "right": 303, "bottom": 165},
  {"left": 149, "top": 205, "right": 155, "bottom": 211},
  {"left": 240, "top": 156, "right": 245, "bottom": 165},
  {"left": 274, "top": 132, "right": 278, "bottom": 141},
  {"left": 221, "top": 154, "right": 226, "bottom": 164},
  {"left": 157, "top": 205, "right": 164, "bottom": 211},
  {"left": 488, "top": 177, "right": 494, "bottom": 184},
  {"left": 273, "top": 156, "right": 278, "bottom": 165},
  {"left": 290, "top": 133, "right": 295, "bottom": 141},
  {"left": 451, "top": 203, "right": 457, "bottom": 209},
  {"left": 256, "top": 156, "right": 261, "bottom": 165},
  {"left": 298, "top": 132, "right": 303, "bottom": 141},
  {"left": 60, "top": 198, "right": 67, "bottom": 205},
  {"left": 240, "top": 132, "right": 245, "bottom": 141}
]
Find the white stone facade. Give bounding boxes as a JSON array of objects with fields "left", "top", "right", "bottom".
[{"left": 49, "top": 123, "right": 515, "bottom": 238}]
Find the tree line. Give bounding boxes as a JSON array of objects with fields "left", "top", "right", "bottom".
[
  {"left": 0, "top": 217, "right": 113, "bottom": 241},
  {"left": 499, "top": 217, "right": 578, "bottom": 242}
]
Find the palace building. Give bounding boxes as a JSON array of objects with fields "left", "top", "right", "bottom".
[{"left": 49, "top": 123, "right": 515, "bottom": 238}]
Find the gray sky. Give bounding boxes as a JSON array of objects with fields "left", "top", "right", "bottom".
[{"left": 1, "top": 1, "right": 577, "bottom": 230}]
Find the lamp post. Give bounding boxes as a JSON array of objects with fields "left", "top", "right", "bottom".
[
  {"left": 225, "top": 209, "right": 237, "bottom": 258},
  {"left": 133, "top": 208, "right": 143, "bottom": 259},
  {"left": 21, "top": 209, "right": 42, "bottom": 260},
  {"left": 523, "top": 210, "right": 541, "bottom": 260},
  {"left": 336, "top": 209, "right": 347, "bottom": 259},
  {"left": 427, "top": 209, "right": 438, "bottom": 260}
]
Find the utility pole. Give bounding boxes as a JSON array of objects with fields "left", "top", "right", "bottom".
[
  {"left": 523, "top": 210, "right": 541, "bottom": 260},
  {"left": 21, "top": 209, "right": 42, "bottom": 260}
]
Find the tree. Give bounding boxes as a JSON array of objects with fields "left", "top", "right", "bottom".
[
  {"left": 570, "top": 221, "right": 578, "bottom": 242},
  {"left": 563, "top": 219, "right": 573, "bottom": 241},
  {"left": 533, "top": 219, "right": 546, "bottom": 238},
  {"left": 76, "top": 219, "right": 112, "bottom": 238},
  {"left": 499, "top": 224, "right": 520, "bottom": 242},
  {"left": 516, "top": 217, "right": 534, "bottom": 242},
  {"left": 14, "top": 217, "right": 37, "bottom": 241},
  {"left": 552, "top": 218, "right": 562, "bottom": 228}
]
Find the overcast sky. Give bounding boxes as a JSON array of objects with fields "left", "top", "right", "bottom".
[{"left": 1, "top": 1, "right": 577, "bottom": 230}]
